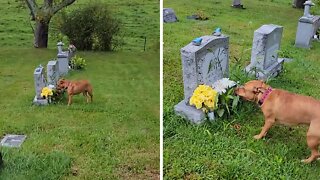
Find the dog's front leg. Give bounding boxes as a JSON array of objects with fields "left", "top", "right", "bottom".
[
  {"left": 68, "top": 95, "right": 73, "bottom": 106},
  {"left": 254, "top": 119, "right": 275, "bottom": 139}
]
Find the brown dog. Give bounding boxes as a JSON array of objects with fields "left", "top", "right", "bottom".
[
  {"left": 57, "top": 79, "right": 93, "bottom": 106},
  {"left": 235, "top": 80, "right": 320, "bottom": 163}
]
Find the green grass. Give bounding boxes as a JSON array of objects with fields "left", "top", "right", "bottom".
[
  {"left": 0, "top": 0, "right": 159, "bottom": 51},
  {"left": 0, "top": 49, "right": 159, "bottom": 179},
  {"left": 0, "top": 0, "right": 159, "bottom": 179},
  {"left": 164, "top": 0, "right": 320, "bottom": 179}
]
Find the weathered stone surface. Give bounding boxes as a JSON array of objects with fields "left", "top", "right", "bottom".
[
  {"left": 233, "top": 0, "right": 241, "bottom": 6},
  {"left": 245, "top": 24, "right": 284, "bottom": 80},
  {"left": 33, "top": 65, "right": 48, "bottom": 105},
  {"left": 47, "top": 60, "right": 59, "bottom": 86},
  {"left": 295, "top": 16, "right": 320, "bottom": 48},
  {"left": 33, "top": 96, "right": 48, "bottom": 105},
  {"left": 57, "top": 52, "right": 69, "bottom": 76},
  {"left": 181, "top": 35, "right": 229, "bottom": 100},
  {"left": 174, "top": 35, "right": 228, "bottom": 124},
  {"left": 33, "top": 65, "right": 46, "bottom": 99},
  {"left": 0, "top": 134, "right": 27, "bottom": 148},
  {"left": 174, "top": 100, "right": 206, "bottom": 124},
  {"left": 163, "top": 8, "right": 178, "bottom": 23}
]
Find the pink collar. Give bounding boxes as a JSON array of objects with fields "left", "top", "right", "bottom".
[{"left": 258, "top": 87, "right": 272, "bottom": 106}]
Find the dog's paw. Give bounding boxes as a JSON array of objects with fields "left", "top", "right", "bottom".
[
  {"left": 301, "top": 158, "right": 313, "bottom": 164},
  {"left": 253, "top": 135, "right": 262, "bottom": 140},
  {"left": 301, "top": 159, "right": 310, "bottom": 163}
]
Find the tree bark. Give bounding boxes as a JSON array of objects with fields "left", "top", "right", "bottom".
[
  {"left": 292, "top": 0, "right": 307, "bottom": 8},
  {"left": 34, "top": 20, "right": 50, "bottom": 48},
  {"left": 25, "top": 0, "right": 76, "bottom": 48}
]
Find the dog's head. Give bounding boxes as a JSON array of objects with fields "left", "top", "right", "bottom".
[
  {"left": 235, "top": 80, "right": 268, "bottom": 102},
  {"left": 57, "top": 79, "right": 69, "bottom": 90}
]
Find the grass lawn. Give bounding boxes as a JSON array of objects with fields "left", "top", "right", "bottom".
[
  {"left": 164, "top": 0, "right": 320, "bottom": 179},
  {"left": 0, "top": 0, "right": 159, "bottom": 179}
]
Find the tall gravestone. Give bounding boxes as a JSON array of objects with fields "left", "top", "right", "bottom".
[
  {"left": 57, "top": 42, "right": 69, "bottom": 76},
  {"left": 295, "top": 1, "right": 320, "bottom": 48},
  {"left": 174, "top": 35, "right": 229, "bottom": 124},
  {"left": 47, "top": 60, "right": 59, "bottom": 86},
  {"left": 33, "top": 65, "right": 48, "bottom": 105},
  {"left": 163, "top": 8, "right": 178, "bottom": 23},
  {"left": 245, "top": 24, "right": 285, "bottom": 80}
]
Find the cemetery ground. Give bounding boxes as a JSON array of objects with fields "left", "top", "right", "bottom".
[
  {"left": 0, "top": 0, "right": 159, "bottom": 179},
  {"left": 164, "top": 0, "right": 320, "bottom": 179}
]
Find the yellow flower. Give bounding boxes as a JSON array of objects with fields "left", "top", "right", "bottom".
[
  {"left": 189, "top": 84, "right": 218, "bottom": 111},
  {"left": 41, "top": 87, "right": 53, "bottom": 99}
]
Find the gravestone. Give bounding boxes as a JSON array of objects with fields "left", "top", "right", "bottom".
[
  {"left": 47, "top": 60, "right": 59, "bottom": 86},
  {"left": 292, "top": 0, "right": 307, "bottom": 8},
  {"left": 57, "top": 42, "right": 69, "bottom": 76},
  {"left": 163, "top": 8, "right": 178, "bottom": 23},
  {"left": 232, "top": 0, "right": 244, "bottom": 8},
  {"left": 295, "top": 1, "right": 320, "bottom": 48},
  {"left": 33, "top": 65, "right": 48, "bottom": 105},
  {"left": 245, "top": 24, "right": 285, "bottom": 80},
  {"left": 0, "top": 135, "right": 26, "bottom": 148},
  {"left": 174, "top": 35, "right": 229, "bottom": 124}
]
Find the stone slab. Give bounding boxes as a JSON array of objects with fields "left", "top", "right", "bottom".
[
  {"left": 163, "top": 8, "right": 178, "bottom": 23},
  {"left": 47, "top": 60, "right": 59, "bottom": 86},
  {"left": 34, "top": 66, "right": 46, "bottom": 99},
  {"left": 57, "top": 52, "right": 69, "bottom": 76},
  {"left": 295, "top": 16, "right": 320, "bottom": 48},
  {"left": 250, "top": 24, "right": 283, "bottom": 70},
  {"left": 174, "top": 100, "right": 206, "bottom": 124},
  {"left": 181, "top": 35, "right": 229, "bottom": 100},
  {"left": 246, "top": 58, "right": 284, "bottom": 80},
  {"left": 233, "top": 0, "right": 241, "bottom": 6},
  {"left": 0, "top": 134, "right": 26, "bottom": 148},
  {"left": 33, "top": 95, "right": 49, "bottom": 106}
]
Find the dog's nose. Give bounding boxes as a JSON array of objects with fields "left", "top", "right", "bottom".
[
  {"left": 234, "top": 88, "right": 239, "bottom": 95},
  {"left": 234, "top": 86, "right": 243, "bottom": 95}
]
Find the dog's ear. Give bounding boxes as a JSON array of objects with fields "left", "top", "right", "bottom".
[
  {"left": 58, "top": 79, "right": 65, "bottom": 83},
  {"left": 252, "top": 87, "right": 260, "bottom": 94},
  {"left": 253, "top": 86, "right": 266, "bottom": 94}
]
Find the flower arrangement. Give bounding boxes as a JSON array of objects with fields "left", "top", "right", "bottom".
[
  {"left": 189, "top": 78, "right": 240, "bottom": 119},
  {"left": 189, "top": 85, "right": 218, "bottom": 112},
  {"left": 41, "top": 87, "right": 53, "bottom": 99},
  {"left": 70, "top": 55, "right": 86, "bottom": 70},
  {"left": 40, "top": 86, "right": 63, "bottom": 104}
]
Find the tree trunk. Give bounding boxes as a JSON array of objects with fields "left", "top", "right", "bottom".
[
  {"left": 34, "top": 20, "right": 50, "bottom": 48},
  {"left": 292, "top": 0, "right": 307, "bottom": 8}
]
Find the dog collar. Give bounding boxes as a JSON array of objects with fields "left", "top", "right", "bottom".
[{"left": 258, "top": 87, "right": 272, "bottom": 106}]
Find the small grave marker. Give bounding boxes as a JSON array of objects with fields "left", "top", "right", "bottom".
[
  {"left": 245, "top": 24, "right": 285, "bottom": 80},
  {"left": 0, "top": 135, "right": 27, "bottom": 148},
  {"left": 163, "top": 8, "right": 178, "bottom": 23}
]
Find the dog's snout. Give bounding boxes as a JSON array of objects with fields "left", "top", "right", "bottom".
[{"left": 234, "top": 86, "right": 243, "bottom": 95}]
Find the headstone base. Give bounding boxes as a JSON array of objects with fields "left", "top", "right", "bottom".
[
  {"left": 245, "top": 58, "right": 285, "bottom": 80},
  {"left": 33, "top": 96, "right": 49, "bottom": 106},
  {"left": 174, "top": 100, "right": 206, "bottom": 124}
]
